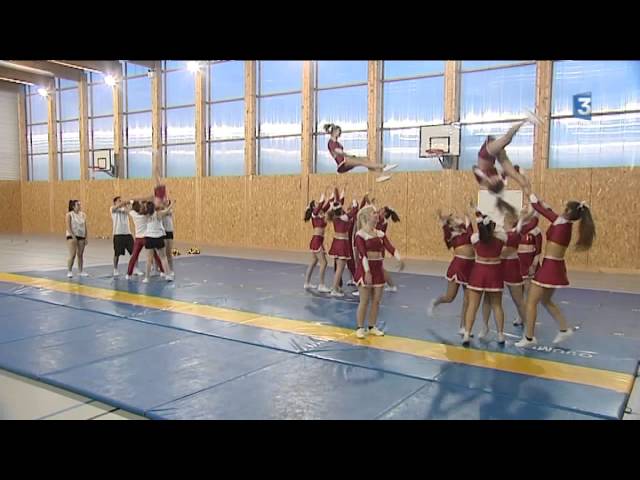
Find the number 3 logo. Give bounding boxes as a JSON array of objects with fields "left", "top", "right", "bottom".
[
  {"left": 573, "top": 92, "right": 592, "bottom": 120},
  {"left": 577, "top": 96, "right": 591, "bottom": 115}
]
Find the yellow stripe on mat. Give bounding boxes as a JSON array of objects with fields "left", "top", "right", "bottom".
[{"left": 0, "top": 272, "right": 633, "bottom": 394}]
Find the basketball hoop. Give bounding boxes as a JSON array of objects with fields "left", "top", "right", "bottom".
[{"left": 424, "top": 148, "right": 454, "bottom": 169}]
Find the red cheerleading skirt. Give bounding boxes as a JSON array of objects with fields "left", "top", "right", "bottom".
[
  {"left": 518, "top": 252, "right": 538, "bottom": 279},
  {"left": 468, "top": 261, "right": 504, "bottom": 292},
  {"left": 329, "top": 238, "right": 352, "bottom": 259},
  {"left": 532, "top": 257, "right": 569, "bottom": 288},
  {"left": 502, "top": 257, "right": 524, "bottom": 286},
  {"left": 445, "top": 256, "right": 475, "bottom": 285},
  {"left": 355, "top": 259, "right": 385, "bottom": 287},
  {"left": 309, "top": 235, "right": 325, "bottom": 253}
]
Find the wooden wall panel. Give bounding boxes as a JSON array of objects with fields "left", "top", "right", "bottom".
[
  {"left": 589, "top": 168, "right": 640, "bottom": 271},
  {"left": 164, "top": 178, "right": 197, "bottom": 243},
  {"left": 247, "top": 176, "right": 278, "bottom": 249},
  {"left": 540, "top": 169, "right": 592, "bottom": 269},
  {"left": 200, "top": 176, "right": 247, "bottom": 247},
  {"left": 21, "top": 182, "right": 50, "bottom": 234},
  {"left": 0, "top": 181, "right": 21, "bottom": 233}
]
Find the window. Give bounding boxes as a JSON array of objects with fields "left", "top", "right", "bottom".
[
  {"left": 88, "top": 72, "right": 114, "bottom": 180},
  {"left": 25, "top": 86, "right": 49, "bottom": 181},
  {"left": 207, "top": 61, "right": 245, "bottom": 176},
  {"left": 124, "top": 61, "right": 153, "bottom": 178},
  {"left": 458, "top": 61, "right": 536, "bottom": 170},
  {"left": 382, "top": 61, "right": 445, "bottom": 171},
  {"left": 257, "top": 61, "right": 302, "bottom": 175},
  {"left": 314, "top": 61, "right": 368, "bottom": 173},
  {"left": 162, "top": 61, "right": 196, "bottom": 177},
  {"left": 549, "top": 61, "right": 640, "bottom": 168},
  {"left": 56, "top": 79, "right": 81, "bottom": 180}
]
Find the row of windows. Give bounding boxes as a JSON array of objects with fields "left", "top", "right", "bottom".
[{"left": 26, "top": 60, "right": 640, "bottom": 180}]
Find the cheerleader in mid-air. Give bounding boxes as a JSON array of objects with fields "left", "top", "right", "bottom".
[{"left": 324, "top": 123, "right": 397, "bottom": 182}]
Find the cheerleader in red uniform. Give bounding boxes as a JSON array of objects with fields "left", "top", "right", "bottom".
[
  {"left": 327, "top": 189, "right": 358, "bottom": 297},
  {"left": 472, "top": 113, "right": 540, "bottom": 195},
  {"left": 376, "top": 206, "right": 401, "bottom": 293},
  {"left": 517, "top": 211, "right": 543, "bottom": 296},
  {"left": 303, "top": 189, "right": 332, "bottom": 293},
  {"left": 429, "top": 210, "right": 475, "bottom": 335},
  {"left": 462, "top": 205, "right": 508, "bottom": 346},
  {"left": 515, "top": 189, "right": 596, "bottom": 347},
  {"left": 324, "top": 123, "right": 397, "bottom": 182},
  {"left": 345, "top": 195, "right": 371, "bottom": 287},
  {"left": 353, "top": 205, "right": 404, "bottom": 339}
]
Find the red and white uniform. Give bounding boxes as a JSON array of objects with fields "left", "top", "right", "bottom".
[
  {"left": 354, "top": 229, "right": 400, "bottom": 287},
  {"left": 328, "top": 139, "right": 355, "bottom": 174},
  {"left": 502, "top": 221, "right": 524, "bottom": 286},
  {"left": 518, "top": 215, "right": 542, "bottom": 279},
  {"left": 472, "top": 138, "right": 507, "bottom": 185},
  {"left": 309, "top": 197, "right": 331, "bottom": 253},
  {"left": 529, "top": 194, "right": 574, "bottom": 288},
  {"left": 328, "top": 196, "right": 356, "bottom": 260},
  {"left": 467, "top": 228, "right": 507, "bottom": 292},
  {"left": 347, "top": 198, "right": 367, "bottom": 277},
  {"left": 442, "top": 219, "right": 475, "bottom": 285}
]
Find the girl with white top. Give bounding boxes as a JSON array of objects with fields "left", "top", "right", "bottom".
[
  {"left": 110, "top": 196, "right": 135, "bottom": 277},
  {"left": 126, "top": 201, "right": 164, "bottom": 279},
  {"left": 143, "top": 200, "right": 174, "bottom": 283},
  {"left": 66, "top": 200, "right": 88, "bottom": 278}
]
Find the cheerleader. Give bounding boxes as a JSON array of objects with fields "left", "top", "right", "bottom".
[
  {"left": 327, "top": 189, "right": 360, "bottom": 297},
  {"left": 515, "top": 189, "right": 596, "bottom": 347},
  {"left": 462, "top": 205, "right": 508, "bottom": 346},
  {"left": 65, "top": 200, "right": 89, "bottom": 278},
  {"left": 142, "top": 200, "right": 174, "bottom": 283},
  {"left": 377, "top": 206, "right": 401, "bottom": 292},
  {"left": 353, "top": 205, "right": 404, "bottom": 339},
  {"left": 428, "top": 210, "right": 475, "bottom": 335},
  {"left": 517, "top": 211, "right": 543, "bottom": 298},
  {"left": 472, "top": 112, "right": 540, "bottom": 195},
  {"left": 324, "top": 123, "right": 397, "bottom": 182},
  {"left": 303, "top": 190, "right": 332, "bottom": 292},
  {"left": 478, "top": 203, "right": 531, "bottom": 338}
]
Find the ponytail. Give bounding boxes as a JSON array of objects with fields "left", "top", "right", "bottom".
[
  {"left": 304, "top": 201, "right": 315, "bottom": 222},
  {"left": 576, "top": 205, "right": 596, "bottom": 251},
  {"left": 324, "top": 123, "right": 340, "bottom": 135},
  {"left": 384, "top": 207, "right": 400, "bottom": 223}
]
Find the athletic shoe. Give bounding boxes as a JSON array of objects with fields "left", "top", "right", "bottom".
[
  {"left": 160, "top": 272, "right": 166, "bottom": 279},
  {"left": 134, "top": 269, "right": 144, "bottom": 276},
  {"left": 513, "top": 318, "right": 524, "bottom": 327},
  {"left": 383, "top": 163, "right": 398, "bottom": 173},
  {"left": 552, "top": 328, "right": 574, "bottom": 345},
  {"left": 497, "top": 332, "right": 506, "bottom": 345},
  {"left": 330, "top": 289, "right": 344, "bottom": 298},
  {"left": 166, "top": 274, "right": 174, "bottom": 282},
  {"left": 375, "top": 175, "right": 392, "bottom": 183},
  {"left": 142, "top": 277, "right": 149, "bottom": 284},
  {"left": 384, "top": 285, "right": 398, "bottom": 293},
  {"left": 515, "top": 336, "right": 537, "bottom": 348},
  {"left": 368, "top": 326, "right": 385, "bottom": 337},
  {"left": 303, "top": 283, "right": 317, "bottom": 290},
  {"left": 462, "top": 332, "right": 471, "bottom": 346},
  {"left": 351, "top": 291, "right": 360, "bottom": 297},
  {"left": 478, "top": 324, "right": 490, "bottom": 340},
  {"left": 524, "top": 109, "right": 542, "bottom": 126},
  {"left": 317, "top": 284, "right": 331, "bottom": 293},
  {"left": 458, "top": 327, "right": 465, "bottom": 336},
  {"left": 79, "top": 272, "right": 89, "bottom": 277},
  {"left": 427, "top": 299, "right": 438, "bottom": 317},
  {"left": 113, "top": 269, "right": 119, "bottom": 277},
  {"left": 66, "top": 271, "right": 73, "bottom": 278},
  {"left": 125, "top": 274, "right": 131, "bottom": 280},
  {"left": 356, "top": 328, "right": 366, "bottom": 339}
]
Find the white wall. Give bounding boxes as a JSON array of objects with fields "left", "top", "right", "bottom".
[{"left": 0, "top": 82, "right": 20, "bottom": 180}]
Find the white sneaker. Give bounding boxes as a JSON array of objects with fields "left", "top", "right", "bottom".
[
  {"left": 384, "top": 285, "right": 398, "bottom": 293},
  {"left": 351, "top": 291, "right": 360, "bottom": 297},
  {"left": 383, "top": 163, "right": 398, "bottom": 173},
  {"left": 356, "top": 328, "right": 366, "bottom": 339},
  {"left": 346, "top": 279, "right": 356, "bottom": 287},
  {"left": 113, "top": 269, "right": 119, "bottom": 277},
  {"left": 317, "top": 284, "right": 331, "bottom": 293},
  {"left": 134, "top": 269, "right": 144, "bottom": 276},
  {"left": 375, "top": 174, "right": 392, "bottom": 183},
  {"left": 66, "top": 271, "right": 73, "bottom": 278},
  {"left": 427, "top": 299, "right": 438, "bottom": 317},
  {"left": 330, "top": 290, "right": 344, "bottom": 298},
  {"left": 513, "top": 318, "right": 524, "bottom": 327},
  {"left": 462, "top": 332, "right": 471, "bottom": 346},
  {"left": 525, "top": 109, "right": 542, "bottom": 126},
  {"left": 458, "top": 327, "right": 465, "bottom": 336},
  {"left": 142, "top": 277, "right": 149, "bottom": 284},
  {"left": 497, "top": 332, "right": 506, "bottom": 345},
  {"left": 166, "top": 274, "right": 174, "bottom": 282},
  {"left": 159, "top": 272, "right": 166, "bottom": 279},
  {"left": 125, "top": 274, "right": 131, "bottom": 280},
  {"left": 515, "top": 336, "right": 537, "bottom": 348},
  {"left": 369, "top": 326, "right": 385, "bottom": 337},
  {"left": 303, "top": 283, "right": 317, "bottom": 290},
  {"left": 552, "top": 328, "right": 574, "bottom": 345},
  {"left": 79, "top": 272, "right": 89, "bottom": 277},
  {"left": 478, "top": 324, "right": 490, "bottom": 340}
]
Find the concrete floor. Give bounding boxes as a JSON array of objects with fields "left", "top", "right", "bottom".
[{"left": 0, "top": 233, "right": 638, "bottom": 420}]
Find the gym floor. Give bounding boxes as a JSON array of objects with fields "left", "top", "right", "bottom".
[{"left": 0, "top": 234, "right": 638, "bottom": 420}]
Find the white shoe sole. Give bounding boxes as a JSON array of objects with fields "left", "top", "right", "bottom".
[
  {"left": 383, "top": 164, "right": 398, "bottom": 173},
  {"left": 376, "top": 175, "right": 392, "bottom": 183}
]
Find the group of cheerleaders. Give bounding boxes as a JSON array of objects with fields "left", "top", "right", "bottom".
[
  {"left": 311, "top": 114, "right": 596, "bottom": 347},
  {"left": 65, "top": 163, "right": 178, "bottom": 284}
]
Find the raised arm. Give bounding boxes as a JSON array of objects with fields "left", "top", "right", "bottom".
[{"left": 528, "top": 193, "right": 558, "bottom": 223}]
